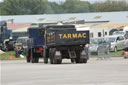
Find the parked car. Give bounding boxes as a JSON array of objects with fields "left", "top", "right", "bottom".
[
  {"left": 104, "top": 35, "right": 125, "bottom": 52},
  {"left": 112, "top": 31, "right": 125, "bottom": 36},
  {"left": 15, "top": 37, "right": 29, "bottom": 49},
  {"left": 14, "top": 37, "right": 29, "bottom": 57},
  {"left": 89, "top": 37, "right": 110, "bottom": 55},
  {"left": 2, "top": 38, "right": 15, "bottom": 51}
]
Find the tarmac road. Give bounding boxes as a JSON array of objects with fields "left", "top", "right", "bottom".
[{"left": 1, "top": 57, "right": 128, "bottom": 85}]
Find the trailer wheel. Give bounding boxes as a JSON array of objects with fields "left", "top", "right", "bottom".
[
  {"left": 49, "top": 48, "right": 56, "bottom": 64},
  {"left": 32, "top": 57, "right": 35, "bottom": 63},
  {"left": 75, "top": 51, "right": 82, "bottom": 63},
  {"left": 43, "top": 48, "right": 49, "bottom": 64},
  {"left": 82, "top": 59, "right": 87, "bottom": 63},
  {"left": 44, "top": 57, "right": 48, "bottom": 64},
  {"left": 35, "top": 57, "right": 39, "bottom": 63},
  {"left": 26, "top": 56, "right": 30, "bottom": 62},
  {"left": 49, "top": 48, "right": 54, "bottom": 64},
  {"left": 56, "top": 59, "right": 62, "bottom": 64},
  {"left": 71, "top": 58, "right": 75, "bottom": 63},
  {"left": 32, "top": 53, "right": 39, "bottom": 63},
  {"left": 49, "top": 48, "right": 62, "bottom": 64}
]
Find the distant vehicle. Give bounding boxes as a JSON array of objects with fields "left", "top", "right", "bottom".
[
  {"left": 2, "top": 38, "right": 14, "bottom": 51},
  {"left": 0, "top": 21, "right": 13, "bottom": 51},
  {"left": 112, "top": 31, "right": 125, "bottom": 36},
  {"left": 89, "top": 38, "right": 110, "bottom": 55},
  {"left": 15, "top": 37, "right": 29, "bottom": 49},
  {"left": 14, "top": 37, "right": 29, "bottom": 57},
  {"left": 0, "top": 21, "right": 8, "bottom": 44},
  {"left": 104, "top": 35, "right": 125, "bottom": 52}
]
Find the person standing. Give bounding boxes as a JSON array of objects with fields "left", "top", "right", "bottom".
[
  {"left": 124, "top": 35, "right": 128, "bottom": 51},
  {"left": 85, "top": 43, "right": 90, "bottom": 60}
]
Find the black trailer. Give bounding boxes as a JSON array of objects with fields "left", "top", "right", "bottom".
[{"left": 41, "top": 25, "right": 90, "bottom": 64}]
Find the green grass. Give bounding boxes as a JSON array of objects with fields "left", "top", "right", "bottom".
[
  {"left": 90, "top": 50, "right": 123, "bottom": 57},
  {"left": 109, "top": 50, "right": 123, "bottom": 57},
  {"left": 0, "top": 50, "right": 124, "bottom": 60},
  {"left": 0, "top": 51, "right": 25, "bottom": 60}
]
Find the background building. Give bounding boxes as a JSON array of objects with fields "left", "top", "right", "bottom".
[{"left": 0, "top": 11, "right": 128, "bottom": 38}]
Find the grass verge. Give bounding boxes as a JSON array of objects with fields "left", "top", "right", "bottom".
[
  {"left": 90, "top": 50, "right": 123, "bottom": 57},
  {"left": 108, "top": 50, "right": 123, "bottom": 57},
  {"left": 0, "top": 51, "right": 25, "bottom": 60},
  {"left": 0, "top": 50, "right": 123, "bottom": 60}
]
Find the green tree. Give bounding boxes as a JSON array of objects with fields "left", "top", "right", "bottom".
[
  {"left": 0, "top": 0, "right": 128, "bottom": 15},
  {"left": 93, "top": 0, "right": 128, "bottom": 12},
  {"left": 0, "top": 2, "right": 4, "bottom": 15},
  {"left": 0, "top": 0, "right": 54, "bottom": 15},
  {"left": 49, "top": 2, "right": 64, "bottom": 14},
  {"left": 63, "top": 0, "right": 91, "bottom": 13}
]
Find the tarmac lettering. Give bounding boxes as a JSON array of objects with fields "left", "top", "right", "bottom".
[{"left": 58, "top": 33, "right": 86, "bottom": 39}]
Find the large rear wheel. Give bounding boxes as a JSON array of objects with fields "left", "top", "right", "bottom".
[
  {"left": 49, "top": 48, "right": 62, "bottom": 64},
  {"left": 35, "top": 56, "right": 39, "bottom": 63},
  {"left": 71, "top": 58, "right": 75, "bottom": 63},
  {"left": 49, "top": 48, "right": 54, "bottom": 64},
  {"left": 82, "top": 59, "right": 87, "bottom": 63},
  {"left": 75, "top": 51, "right": 82, "bottom": 63},
  {"left": 43, "top": 48, "right": 49, "bottom": 64},
  {"left": 75, "top": 50, "right": 87, "bottom": 63}
]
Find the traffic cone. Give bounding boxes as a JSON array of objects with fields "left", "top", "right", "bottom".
[{"left": 9, "top": 53, "right": 14, "bottom": 60}]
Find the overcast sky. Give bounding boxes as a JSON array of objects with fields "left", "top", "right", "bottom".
[{"left": 0, "top": 0, "right": 3, "bottom": 2}]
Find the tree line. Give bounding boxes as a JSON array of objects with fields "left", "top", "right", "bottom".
[{"left": 0, "top": 0, "right": 128, "bottom": 15}]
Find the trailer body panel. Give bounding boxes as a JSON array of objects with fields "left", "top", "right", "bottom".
[{"left": 45, "top": 25, "right": 89, "bottom": 47}]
